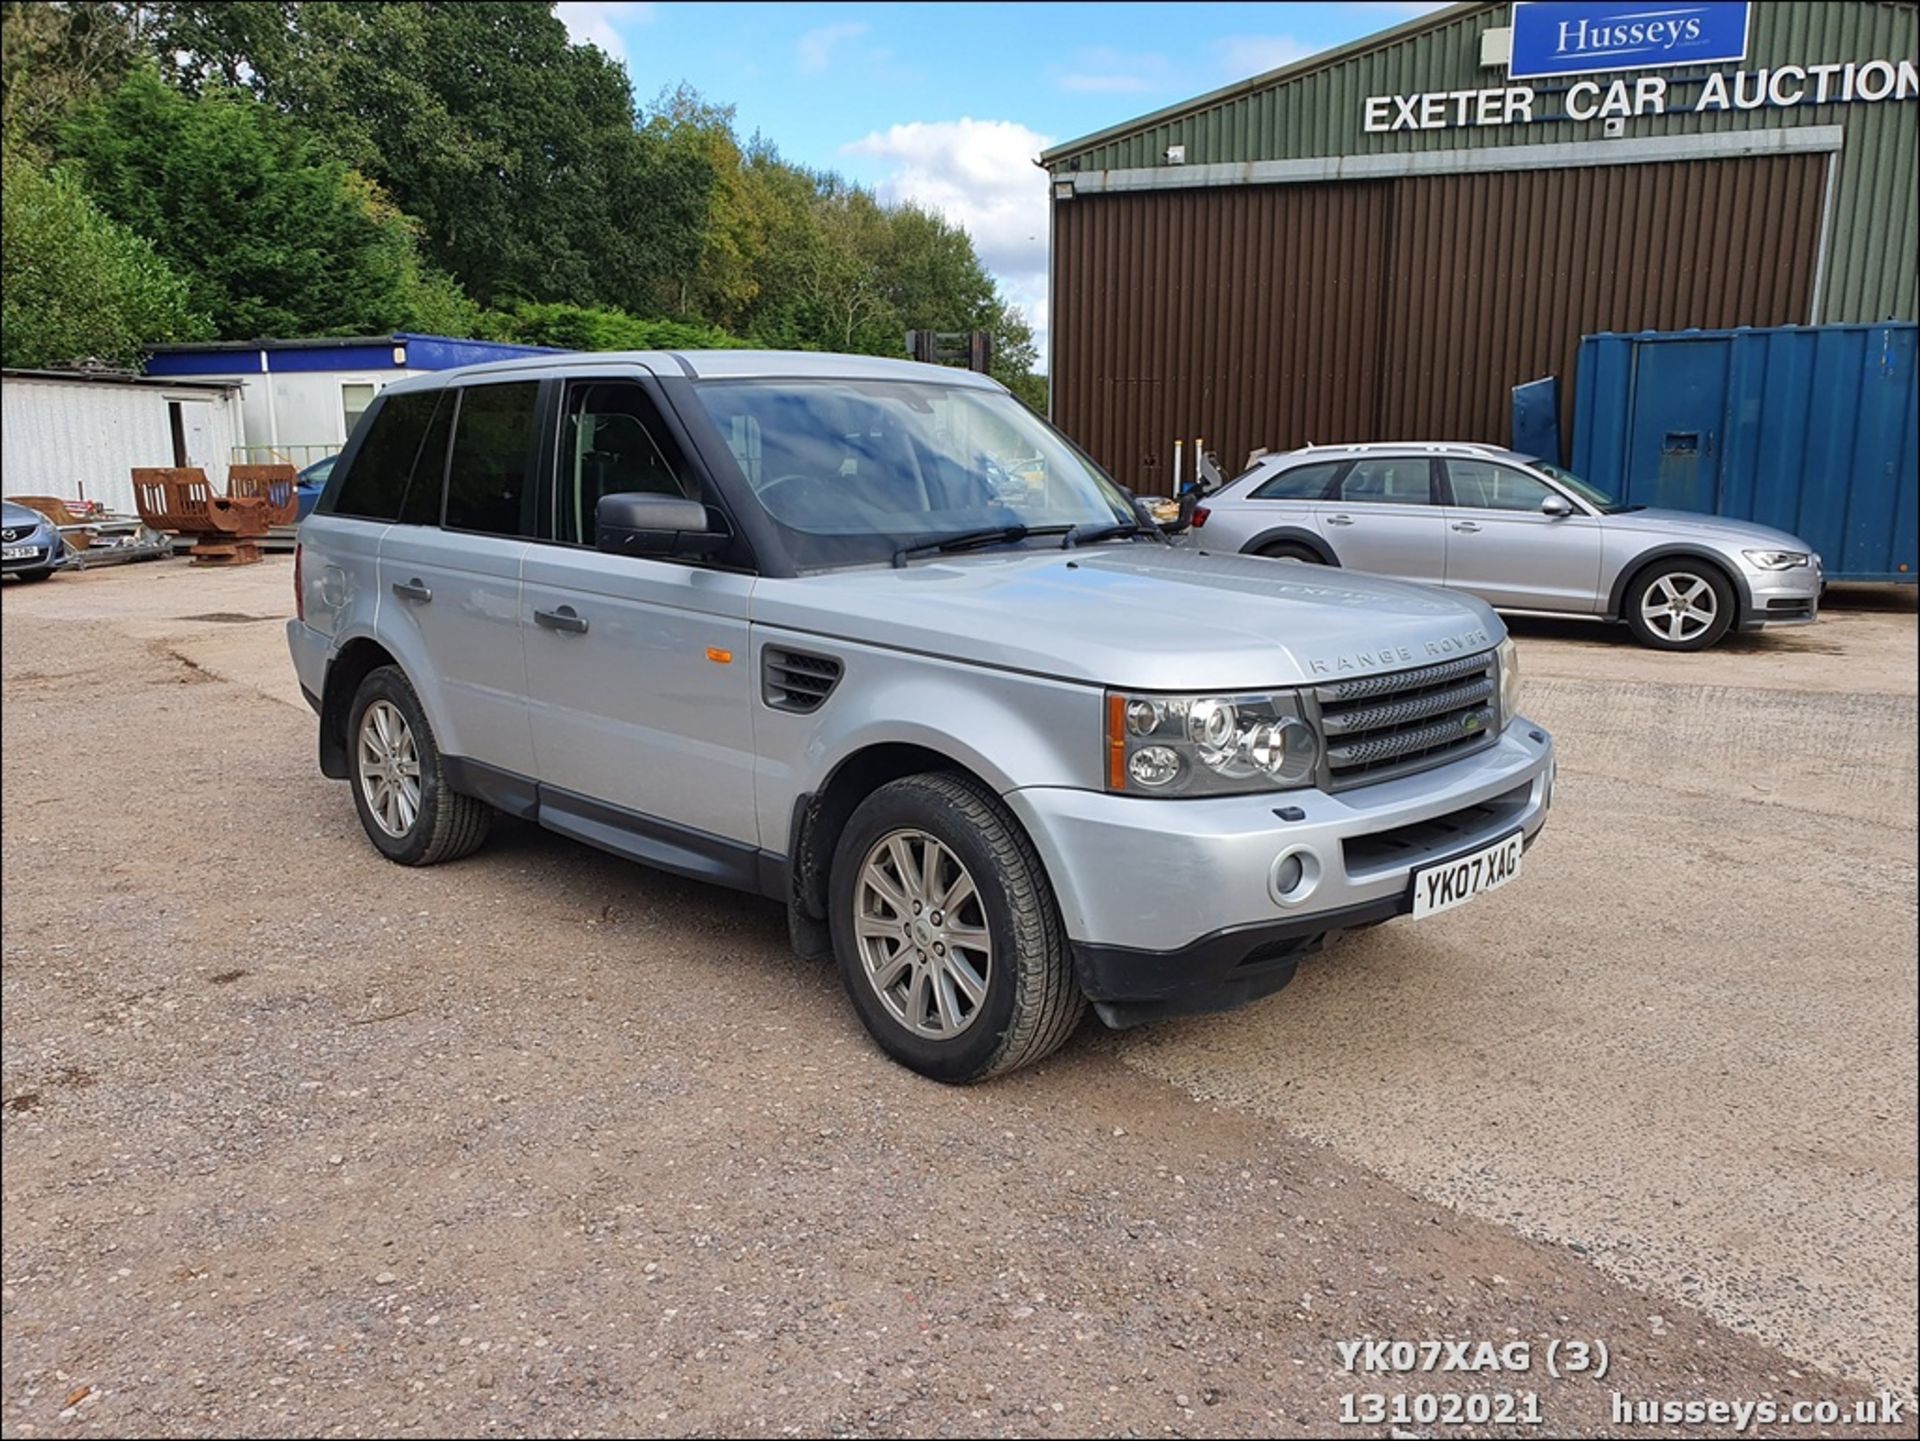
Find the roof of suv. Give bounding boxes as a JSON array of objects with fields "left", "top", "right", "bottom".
[{"left": 383, "top": 348, "right": 1005, "bottom": 393}]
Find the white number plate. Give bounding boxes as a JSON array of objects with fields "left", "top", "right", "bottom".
[
  {"left": 3, "top": 546, "right": 41, "bottom": 561},
  {"left": 1411, "top": 831, "right": 1523, "bottom": 919}
]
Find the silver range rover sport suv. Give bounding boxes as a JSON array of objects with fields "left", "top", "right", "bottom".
[
  {"left": 1187, "top": 442, "right": 1822, "bottom": 651},
  {"left": 288, "top": 353, "right": 1555, "bottom": 1083}
]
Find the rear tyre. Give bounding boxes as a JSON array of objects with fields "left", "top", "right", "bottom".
[
  {"left": 1253, "top": 542, "right": 1323, "bottom": 564},
  {"left": 347, "top": 665, "right": 491, "bottom": 865},
  {"left": 829, "top": 772, "right": 1085, "bottom": 1083},
  {"left": 1624, "top": 562, "right": 1734, "bottom": 651}
]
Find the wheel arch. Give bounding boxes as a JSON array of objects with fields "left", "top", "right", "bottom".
[
  {"left": 1239, "top": 525, "right": 1338, "bottom": 564},
  {"left": 318, "top": 636, "right": 402, "bottom": 778},
  {"left": 788, "top": 742, "right": 1009, "bottom": 925},
  {"left": 1609, "top": 545, "right": 1750, "bottom": 622}
]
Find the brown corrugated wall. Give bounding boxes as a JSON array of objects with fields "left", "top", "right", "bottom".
[{"left": 1052, "top": 153, "right": 1827, "bottom": 490}]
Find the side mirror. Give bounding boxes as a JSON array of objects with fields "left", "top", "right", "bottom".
[
  {"left": 1540, "top": 493, "right": 1574, "bottom": 518},
  {"left": 596, "top": 492, "right": 727, "bottom": 558}
]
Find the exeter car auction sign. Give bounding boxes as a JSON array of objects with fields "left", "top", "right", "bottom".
[
  {"left": 1507, "top": 0, "right": 1750, "bottom": 79},
  {"left": 1362, "top": 0, "right": 1917, "bottom": 135}
]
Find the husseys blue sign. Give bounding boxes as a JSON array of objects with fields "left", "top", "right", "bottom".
[{"left": 1508, "top": 1, "right": 1751, "bottom": 79}]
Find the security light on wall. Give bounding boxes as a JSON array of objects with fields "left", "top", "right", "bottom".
[
  {"left": 1165, "top": 143, "right": 1186, "bottom": 164},
  {"left": 1053, "top": 179, "right": 1076, "bottom": 201}
]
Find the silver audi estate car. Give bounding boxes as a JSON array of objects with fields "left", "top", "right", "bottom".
[{"left": 1186, "top": 443, "right": 1822, "bottom": 651}]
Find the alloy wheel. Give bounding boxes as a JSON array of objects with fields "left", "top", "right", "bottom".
[
  {"left": 854, "top": 828, "right": 993, "bottom": 1040},
  {"left": 357, "top": 699, "right": 423, "bottom": 838},
  {"left": 1640, "top": 572, "right": 1718, "bottom": 643}
]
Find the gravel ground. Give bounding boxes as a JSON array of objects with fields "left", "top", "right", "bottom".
[{"left": 2, "top": 560, "right": 1913, "bottom": 1438}]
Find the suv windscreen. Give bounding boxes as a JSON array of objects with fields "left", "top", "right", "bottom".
[{"left": 691, "top": 379, "right": 1134, "bottom": 569}]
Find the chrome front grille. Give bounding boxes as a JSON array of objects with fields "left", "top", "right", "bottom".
[{"left": 1314, "top": 649, "right": 1499, "bottom": 789}]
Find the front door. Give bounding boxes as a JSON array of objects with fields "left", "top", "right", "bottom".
[
  {"left": 520, "top": 375, "right": 760, "bottom": 852},
  {"left": 1312, "top": 456, "right": 1447, "bottom": 584},
  {"left": 1440, "top": 458, "right": 1604, "bottom": 612}
]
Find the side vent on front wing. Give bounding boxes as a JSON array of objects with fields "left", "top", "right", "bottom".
[{"left": 763, "top": 646, "right": 844, "bottom": 714}]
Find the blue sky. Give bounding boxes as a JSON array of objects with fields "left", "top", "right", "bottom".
[{"left": 557, "top": 2, "right": 1446, "bottom": 361}]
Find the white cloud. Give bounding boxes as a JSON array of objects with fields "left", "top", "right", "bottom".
[
  {"left": 845, "top": 118, "right": 1056, "bottom": 365},
  {"left": 554, "top": 1, "right": 654, "bottom": 62},
  {"left": 796, "top": 22, "right": 870, "bottom": 73},
  {"left": 1214, "top": 33, "right": 1317, "bottom": 79}
]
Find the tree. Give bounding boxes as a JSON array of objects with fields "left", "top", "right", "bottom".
[
  {"left": 478, "top": 300, "right": 747, "bottom": 352},
  {"left": 0, "top": 150, "right": 207, "bottom": 368},
  {"left": 0, "top": 0, "right": 139, "bottom": 157},
  {"left": 139, "top": 1, "right": 714, "bottom": 313},
  {"left": 60, "top": 67, "right": 474, "bottom": 338}
]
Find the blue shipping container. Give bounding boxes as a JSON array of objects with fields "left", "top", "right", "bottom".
[{"left": 1571, "top": 324, "right": 1918, "bottom": 584}]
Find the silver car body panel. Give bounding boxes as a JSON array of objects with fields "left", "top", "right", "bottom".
[{"left": 746, "top": 547, "right": 1504, "bottom": 692}]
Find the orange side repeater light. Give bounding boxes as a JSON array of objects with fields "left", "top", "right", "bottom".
[
  {"left": 706, "top": 647, "right": 733, "bottom": 665},
  {"left": 1106, "top": 693, "right": 1128, "bottom": 791}
]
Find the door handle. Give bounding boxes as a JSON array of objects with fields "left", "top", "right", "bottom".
[
  {"left": 391, "top": 578, "right": 432, "bottom": 602},
  {"left": 534, "top": 605, "right": 589, "bottom": 635},
  {"left": 1325, "top": 513, "right": 1355, "bottom": 526},
  {"left": 1451, "top": 521, "right": 1483, "bottom": 533}
]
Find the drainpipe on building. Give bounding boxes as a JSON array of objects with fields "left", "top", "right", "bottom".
[{"left": 260, "top": 348, "right": 281, "bottom": 459}]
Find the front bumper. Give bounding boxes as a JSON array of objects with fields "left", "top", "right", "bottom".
[
  {"left": 1005, "top": 721, "right": 1555, "bottom": 1024},
  {"left": 1, "top": 539, "right": 64, "bottom": 575},
  {"left": 1737, "top": 557, "right": 1822, "bottom": 629}
]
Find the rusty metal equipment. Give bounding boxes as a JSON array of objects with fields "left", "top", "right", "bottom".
[
  {"left": 131, "top": 467, "right": 270, "bottom": 566},
  {"left": 226, "top": 464, "right": 301, "bottom": 527}
]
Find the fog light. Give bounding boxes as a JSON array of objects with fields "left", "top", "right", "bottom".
[
  {"left": 1269, "top": 847, "right": 1321, "bottom": 906},
  {"left": 1128, "top": 745, "right": 1181, "bottom": 789}
]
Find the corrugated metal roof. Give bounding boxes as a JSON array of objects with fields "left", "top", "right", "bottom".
[{"left": 2, "top": 368, "right": 241, "bottom": 390}]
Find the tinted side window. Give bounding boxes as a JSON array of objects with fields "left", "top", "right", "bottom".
[
  {"left": 330, "top": 392, "right": 439, "bottom": 521},
  {"left": 555, "top": 381, "right": 696, "bottom": 545},
  {"left": 396, "top": 391, "right": 453, "bottom": 527},
  {"left": 1335, "top": 459, "right": 1434, "bottom": 505},
  {"left": 444, "top": 382, "right": 539, "bottom": 536},
  {"left": 1447, "top": 461, "right": 1555, "bottom": 512},
  {"left": 1250, "top": 461, "right": 1341, "bottom": 500}
]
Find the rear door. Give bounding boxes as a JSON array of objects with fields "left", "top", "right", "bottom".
[
  {"left": 1440, "top": 458, "right": 1605, "bottom": 612},
  {"left": 1312, "top": 456, "right": 1447, "bottom": 583},
  {"left": 520, "top": 372, "right": 760, "bottom": 855},
  {"left": 378, "top": 380, "right": 540, "bottom": 775}
]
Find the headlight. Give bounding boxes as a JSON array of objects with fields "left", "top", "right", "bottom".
[
  {"left": 1497, "top": 636, "right": 1522, "bottom": 728},
  {"left": 1743, "top": 549, "right": 1809, "bottom": 570},
  {"left": 1106, "top": 690, "right": 1320, "bottom": 795}
]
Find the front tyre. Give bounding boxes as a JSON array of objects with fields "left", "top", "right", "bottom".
[
  {"left": 347, "top": 665, "right": 491, "bottom": 865},
  {"left": 1625, "top": 562, "right": 1734, "bottom": 651},
  {"left": 829, "top": 773, "right": 1085, "bottom": 1083}
]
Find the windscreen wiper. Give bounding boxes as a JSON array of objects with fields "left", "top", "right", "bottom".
[
  {"left": 891, "top": 524, "right": 1071, "bottom": 567},
  {"left": 1061, "top": 520, "right": 1160, "bottom": 548}
]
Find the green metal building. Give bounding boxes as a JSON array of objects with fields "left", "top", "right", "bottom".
[{"left": 1040, "top": 0, "right": 1918, "bottom": 491}]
